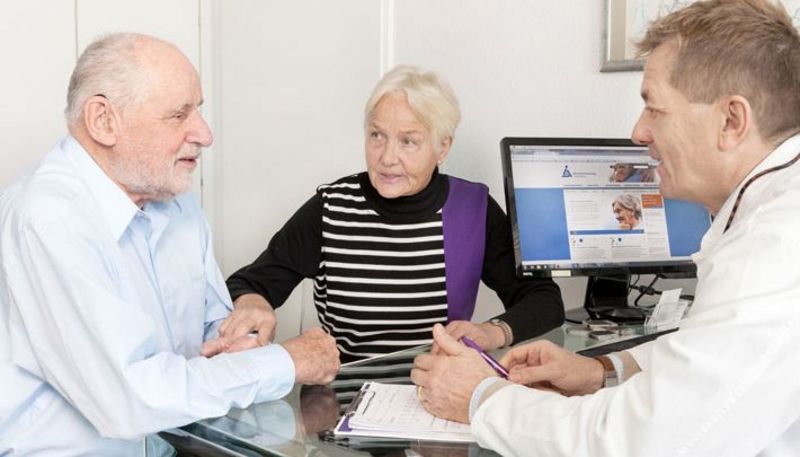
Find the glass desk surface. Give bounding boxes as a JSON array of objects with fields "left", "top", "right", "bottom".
[{"left": 167, "top": 323, "right": 672, "bottom": 456}]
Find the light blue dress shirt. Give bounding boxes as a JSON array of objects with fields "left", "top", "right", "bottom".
[{"left": 0, "top": 136, "right": 295, "bottom": 455}]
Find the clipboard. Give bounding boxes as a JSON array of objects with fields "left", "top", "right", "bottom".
[{"left": 333, "top": 382, "right": 474, "bottom": 443}]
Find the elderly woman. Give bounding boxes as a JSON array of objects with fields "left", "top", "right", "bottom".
[
  {"left": 612, "top": 194, "right": 643, "bottom": 230},
  {"left": 223, "top": 66, "right": 564, "bottom": 362}
]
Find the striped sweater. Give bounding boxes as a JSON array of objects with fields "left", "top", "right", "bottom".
[
  {"left": 315, "top": 176, "right": 449, "bottom": 360},
  {"left": 227, "top": 170, "right": 564, "bottom": 363}
]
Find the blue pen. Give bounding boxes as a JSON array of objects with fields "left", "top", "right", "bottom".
[{"left": 460, "top": 336, "right": 509, "bottom": 379}]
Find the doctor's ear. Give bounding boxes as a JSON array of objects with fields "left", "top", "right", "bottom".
[
  {"left": 83, "top": 95, "right": 119, "bottom": 147},
  {"left": 718, "top": 95, "right": 751, "bottom": 151}
]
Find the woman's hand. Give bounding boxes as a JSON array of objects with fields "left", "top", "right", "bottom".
[
  {"left": 220, "top": 293, "right": 278, "bottom": 346},
  {"left": 201, "top": 294, "right": 276, "bottom": 357},
  {"left": 201, "top": 334, "right": 261, "bottom": 357},
  {"left": 431, "top": 320, "right": 506, "bottom": 354}
]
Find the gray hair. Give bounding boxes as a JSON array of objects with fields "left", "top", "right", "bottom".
[
  {"left": 364, "top": 65, "right": 461, "bottom": 147},
  {"left": 613, "top": 194, "right": 643, "bottom": 219},
  {"left": 65, "top": 33, "right": 154, "bottom": 128}
]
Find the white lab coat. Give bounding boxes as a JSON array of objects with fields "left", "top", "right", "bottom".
[{"left": 471, "top": 135, "right": 800, "bottom": 457}]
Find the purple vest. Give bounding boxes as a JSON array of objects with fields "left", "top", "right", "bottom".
[{"left": 442, "top": 176, "right": 488, "bottom": 322}]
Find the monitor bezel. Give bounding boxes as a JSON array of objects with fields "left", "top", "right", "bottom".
[{"left": 500, "top": 137, "right": 701, "bottom": 279}]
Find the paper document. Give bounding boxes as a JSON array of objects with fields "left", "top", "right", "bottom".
[
  {"left": 333, "top": 382, "right": 474, "bottom": 442},
  {"left": 645, "top": 287, "right": 689, "bottom": 329}
]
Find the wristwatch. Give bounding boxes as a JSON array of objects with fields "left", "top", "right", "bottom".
[
  {"left": 594, "top": 355, "right": 621, "bottom": 388},
  {"left": 487, "top": 318, "right": 513, "bottom": 348}
]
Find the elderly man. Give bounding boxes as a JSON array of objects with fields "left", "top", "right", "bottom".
[
  {"left": 0, "top": 33, "right": 339, "bottom": 455},
  {"left": 412, "top": 0, "right": 800, "bottom": 455}
]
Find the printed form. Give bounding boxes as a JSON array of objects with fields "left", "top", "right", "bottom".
[{"left": 334, "top": 382, "right": 474, "bottom": 442}]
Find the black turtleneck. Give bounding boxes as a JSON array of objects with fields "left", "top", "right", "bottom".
[
  {"left": 226, "top": 170, "right": 564, "bottom": 344},
  {"left": 358, "top": 167, "right": 448, "bottom": 221}
]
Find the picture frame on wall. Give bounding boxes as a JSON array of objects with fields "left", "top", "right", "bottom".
[{"left": 602, "top": 0, "right": 800, "bottom": 72}]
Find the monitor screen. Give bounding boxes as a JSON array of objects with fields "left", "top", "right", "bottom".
[{"left": 501, "top": 137, "right": 712, "bottom": 278}]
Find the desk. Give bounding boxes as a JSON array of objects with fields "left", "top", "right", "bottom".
[{"left": 163, "top": 323, "right": 672, "bottom": 456}]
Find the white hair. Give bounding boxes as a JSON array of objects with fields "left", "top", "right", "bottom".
[
  {"left": 65, "top": 33, "right": 154, "bottom": 128},
  {"left": 613, "top": 194, "right": 643, "bottom": 219},
  {"left": 364, "top": 65, "right": 461, "bottom": 147}
]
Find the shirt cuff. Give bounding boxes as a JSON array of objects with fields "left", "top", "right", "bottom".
[
  {"left": 606, "top": 352, "right": 624, "bottom": 384},
  {"left": 617, "top": 350, "right": 641, "bottom": 382},
  {"left": 469, "top": 377, "right": 511, "bottom": 421},
  {"left": 224, "top": 343, "right": 296, "bottom": 404},
  {"left": 204, "top": 319, "right": 224, "bottom": 341},
  {"left": 623, "top": 341, "right": 651, "bottom": 372}
]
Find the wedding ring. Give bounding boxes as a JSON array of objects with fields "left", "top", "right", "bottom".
[{"left": 417, "top": 386, "right": 425, "bottom": 402}]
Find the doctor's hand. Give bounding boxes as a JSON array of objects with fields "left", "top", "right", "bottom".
[
  {"left": 411, "top": 324, "right": 497, "bottom": 424},
  {"left": 283, "top": 328, "right": 340, "bottom": 385},
  {"left": 432, "top": 321, "right": 506, "bottom": 355},
  {"left": 219, "top": 293, "right": 278, "bottom": 347},
  {"left": 499, "top": 340, "right": 604, "bottom": 396}
]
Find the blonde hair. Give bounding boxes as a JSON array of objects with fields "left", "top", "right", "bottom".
[
  {"left": 364, "top": 65, "right": 461, "bottom": 147},
  {"left": 636, "top": 0, "right": 800, "bottom": 143}
]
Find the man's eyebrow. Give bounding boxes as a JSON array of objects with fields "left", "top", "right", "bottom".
[{"left": 168, "top": 102, "right": 200, "bottom": 115}]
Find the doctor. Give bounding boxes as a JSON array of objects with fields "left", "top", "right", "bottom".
[{"left": 411, "top": 0, "right": 800, "bottom": 455}]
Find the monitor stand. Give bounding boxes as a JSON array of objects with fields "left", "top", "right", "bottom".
[{"left": 564, "top": 274, "right": 649, "bottom": 324}]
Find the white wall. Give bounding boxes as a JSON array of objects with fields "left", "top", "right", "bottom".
[
  {"left": 1, "top": 1, "right": 696, "bottom": 343},
  {"left": 0, "top": 1, "right": 75, "bottom": 187},
  {"left": 209, "top": 0, "right": 384, "bottom": 341}
]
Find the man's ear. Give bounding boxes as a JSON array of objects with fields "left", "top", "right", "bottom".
[
  {"left": 718, "top": 95, "right": 751, "bottom": 151},
  {"left": 83, "top": 95, "right": 119, "bottom": 147}
]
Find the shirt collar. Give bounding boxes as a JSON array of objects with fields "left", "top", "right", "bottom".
[
  {"left": 62, "top": 135, "right": 140, "bottom": 242},
  {"left": 715, "top": 134, "right": 800, "bottom": 227},
  {"left": 142, "top": 200, "right": 175, "bottom": 247},
  {"left": 695, "top": 133, "right": 800, "bottom": 261}
]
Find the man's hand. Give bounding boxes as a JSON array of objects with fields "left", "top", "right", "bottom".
[
  {"left": 432, "top": 320, "right": 506, "bottom": 354},
  {"left": 282, "top": 328, "right": 340, "bottom": 385},
  {"left": 499, "top": 340, "right": 604, "bottom": 396},
  {"left": 219, "top": 293, "right": 278, "bottom": 346},
  {"left": 411, "top": 324, "right": 496, "bottom": 423}
]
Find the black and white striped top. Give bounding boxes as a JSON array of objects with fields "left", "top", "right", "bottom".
[
  {"left": 315, "top": 175, "right": 448, "bottom": 360},
  {"left": 227, "top": 170, "right": 565, "bottom": 364}
]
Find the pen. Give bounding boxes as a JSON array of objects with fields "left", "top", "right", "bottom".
[{"left": 460, "top": 336, "right": 509, "bottom": 379}]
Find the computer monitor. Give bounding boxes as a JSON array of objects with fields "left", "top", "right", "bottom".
[{"left": 500, "top": 137, "right": 712, "bottom": 322}]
